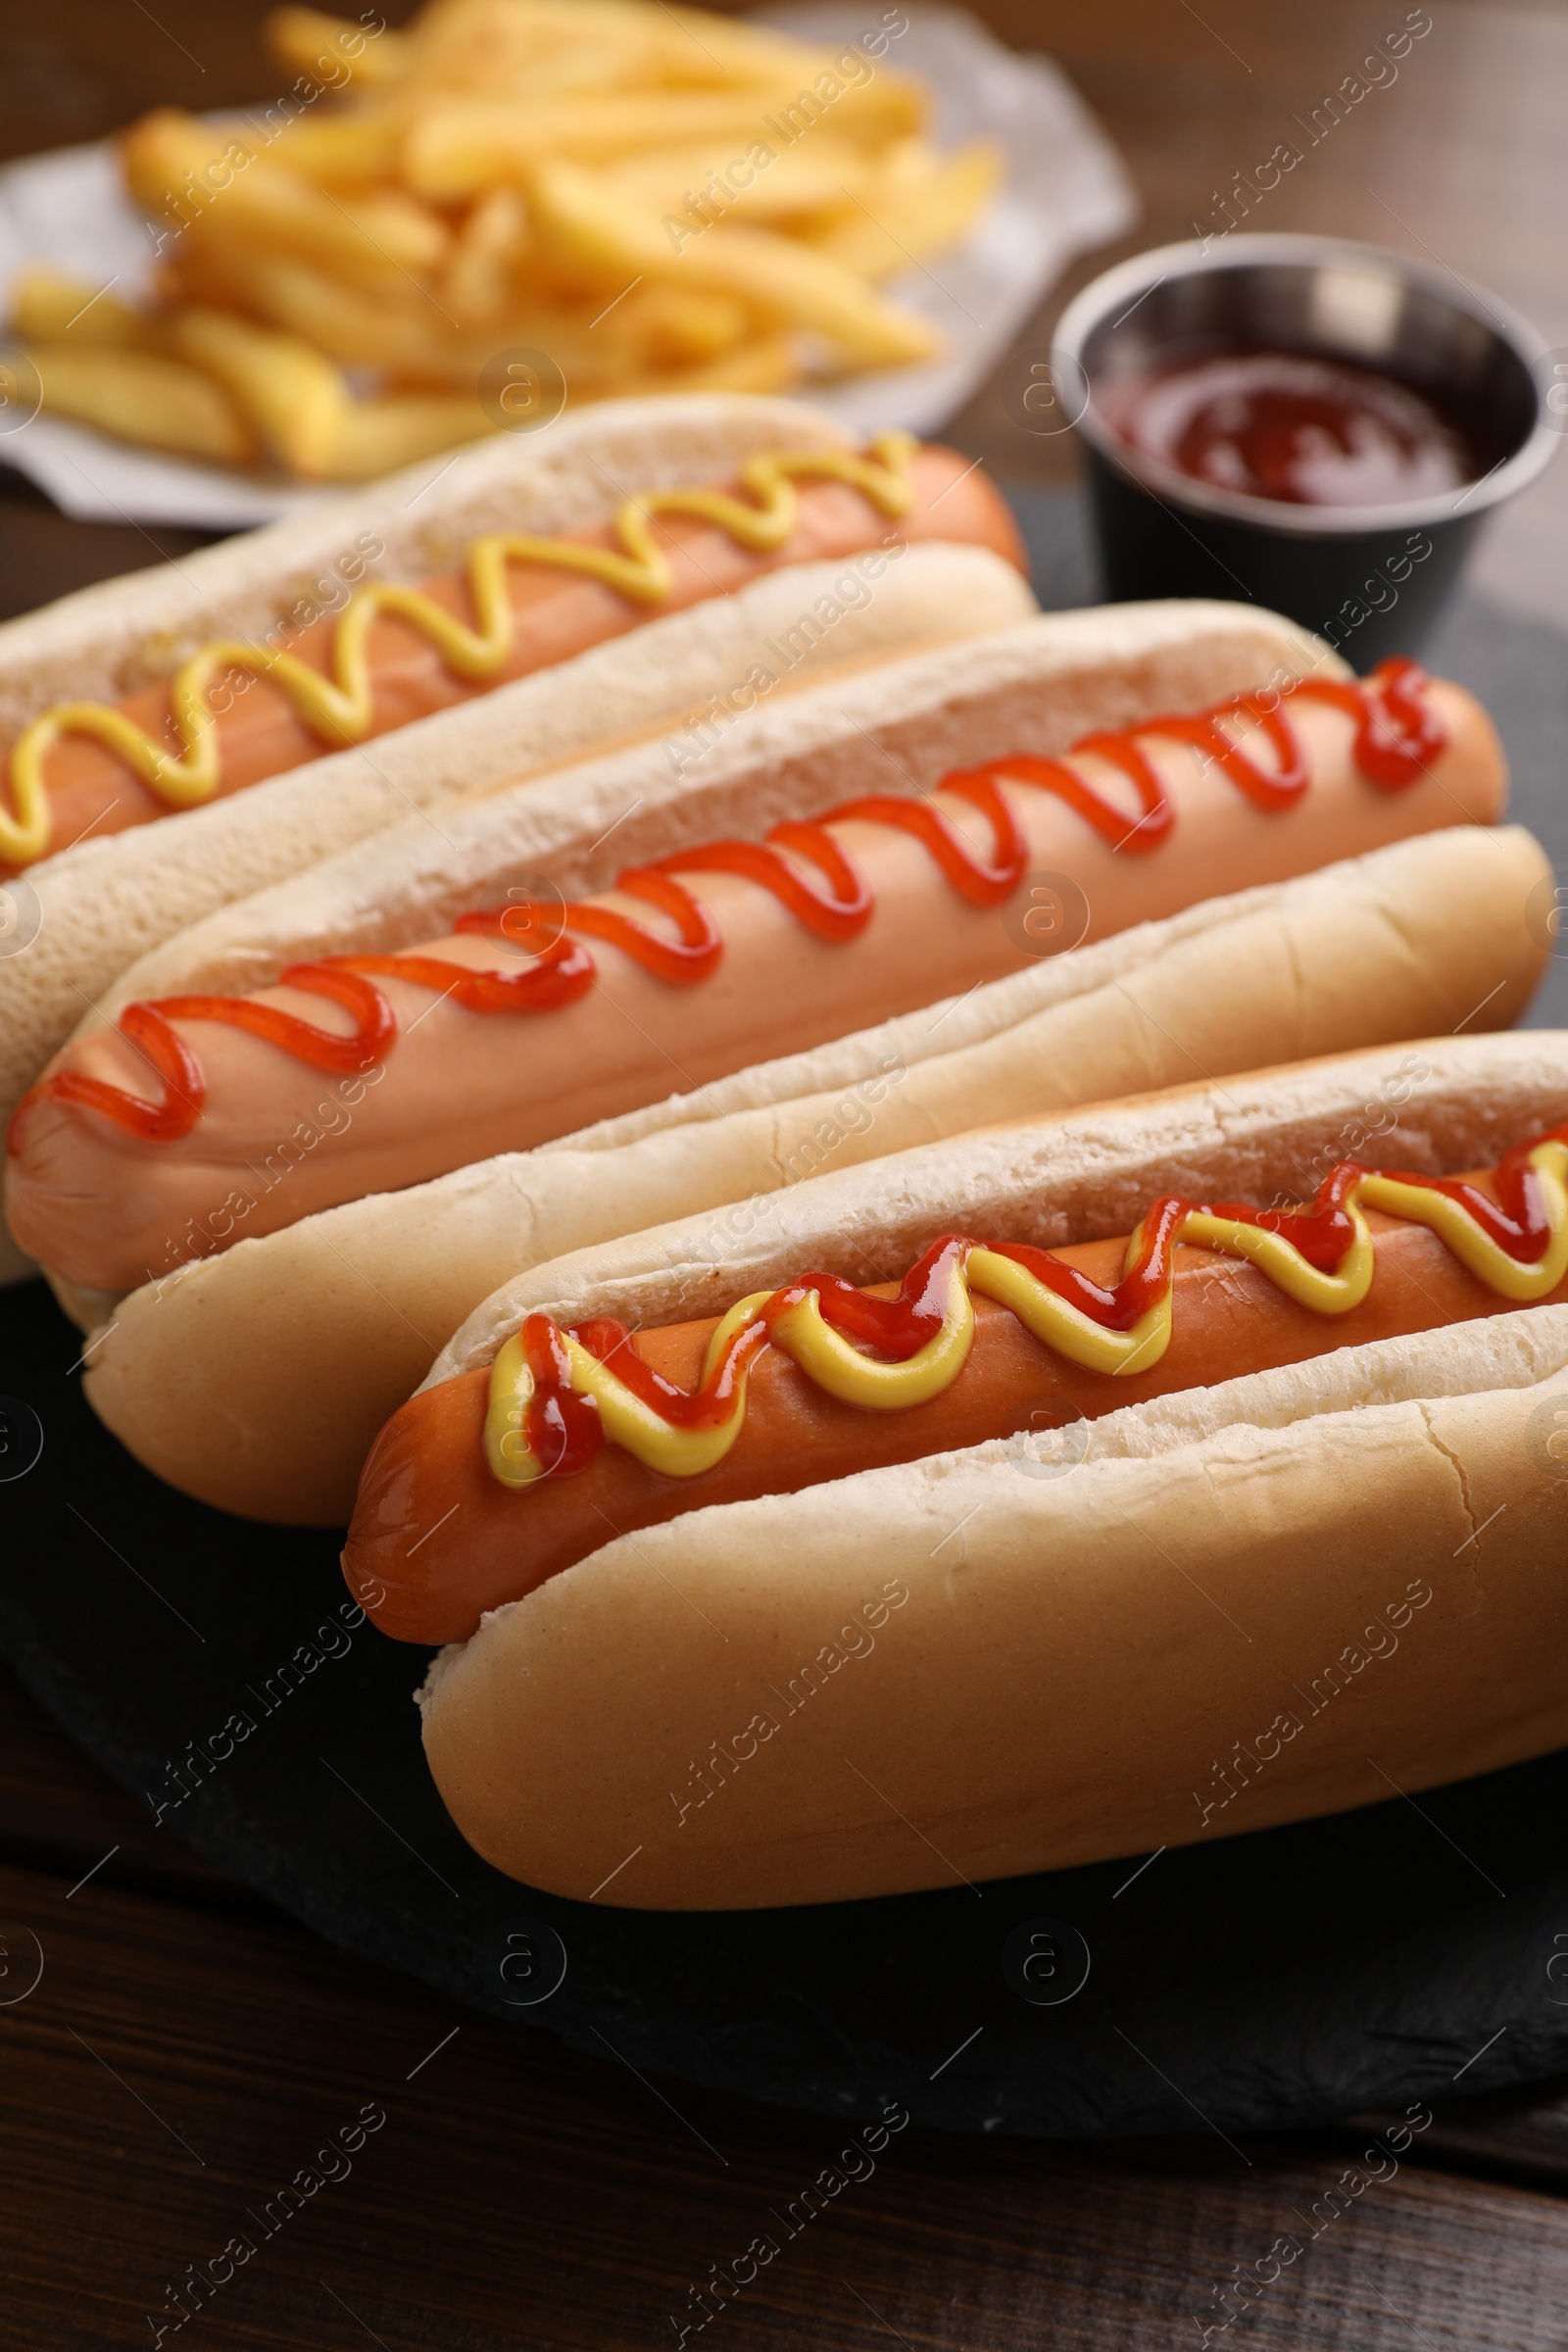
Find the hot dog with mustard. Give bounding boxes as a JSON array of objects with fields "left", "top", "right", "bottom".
[{"left": 1, "top": 425, "right": 1011, "bottom": 873}]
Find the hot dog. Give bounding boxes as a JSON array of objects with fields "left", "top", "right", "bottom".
[
  {"left": 2, "top": 431, "right": 1009, "bottom": 873},
  {"left": 77, "top": 825, "right": 1552, "bottom": 1525},
  {"left": 0, "top": 391, "right": 1036, "bottom": 1259},
  {"left": 4, "top": 622, "right": 1507, "bottom": 1298},
  {"left": 351, "top": 1095, "right": 1568, "bottom": 1642},
  {"left": 392, "top": 1034, "right": 1568, "bottom": 1908}
]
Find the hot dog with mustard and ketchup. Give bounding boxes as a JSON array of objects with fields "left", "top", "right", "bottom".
[
  {"left": 382, "top": 1033, "right": 1568, "bottom": 1908},
  {"left": 4, "top": 610, "right": 1507, "bottom": 1298},
  {"left": 352, "top": 1046, "right": 1568, "bottom": 1642}
]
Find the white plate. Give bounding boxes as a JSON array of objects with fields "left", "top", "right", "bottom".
[{"left": 0, "top": 3, "right": 1136, "bottom": 528}]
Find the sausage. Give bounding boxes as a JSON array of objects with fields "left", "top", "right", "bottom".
[
  {"left": 6, "top": 444, "right": 1020, "bottom": 871},
  {"left": 4, "top": 676, "right": 1503, "bottom": 1295},
  {"left": 344, "top": 1171, "right": 1568, "bottom": 1642}
]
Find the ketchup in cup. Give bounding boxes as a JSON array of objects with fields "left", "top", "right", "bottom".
[
  {"left": 1053, "top": 235, "right": 1553, "bottom": 661},
  {"left": 1102, "top": 349, "right": 1480, "bottom": 509}
]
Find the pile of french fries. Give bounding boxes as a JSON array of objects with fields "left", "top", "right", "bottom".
[{"left": 7, "top": 0, "right": 1001, "bottom": 483}]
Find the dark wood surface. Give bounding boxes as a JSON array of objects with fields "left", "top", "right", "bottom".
[
  {"left": 5, "top": 2, "right": 1568, "bottom": 2342},
  {"left": 7, "top": 1653, "right": 1568, "bottom": 2350}
]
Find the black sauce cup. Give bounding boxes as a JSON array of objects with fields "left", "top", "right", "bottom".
[{"left": 1048, "top": 233, "right": 1556, "bottom": 670}]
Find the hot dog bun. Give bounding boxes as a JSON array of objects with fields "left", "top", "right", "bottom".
[
  {"left": 414, "top": 1033, "right": 1568, "bottom": 1907},
  {"left": 77, "top": 824, "right": 1550, "bottom": 1521}
]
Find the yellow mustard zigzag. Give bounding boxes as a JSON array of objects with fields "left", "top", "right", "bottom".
[
  {"left": 2, "top": 432, "right": 917, "bottom": 868},
  {"left": 482, "top": 1143, "right": 1568, "bottom": 1488}
]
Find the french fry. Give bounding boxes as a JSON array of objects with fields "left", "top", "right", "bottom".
[
  {"left": 167, "top": 308, "right": 348, "bottom": 477},
  {"left": 401, "top": 74, "right": 924, "bottom": 198},
  {"left": 529, "top": 160, "right": 941, "bottom": 369},
  {"left": 405, "top": 0, "right": 693, "bottom": 99},
  {"left": 172, "top": 245, "right": 633, "bottom": 385},
  {"left": 24, "top": 343, "right": 255, "bottom": 466},
  {"left": 806, "top": 140, "right": 1004, "bottom": 281},
  {"left": 324, "top": 391, "right": 494, "bottom": 478},
  {"left": 440, "top": 187, "right": 529, "bottom": 323},
  {"left": 644, "top": 7, "right": 841, "bottom": 84},
  {"left": 124, "top": 114, "right": 449, "bottom": 293},
  {"left": 266, "top": 4, "right": 410, "bottom": 89},
  {"left": 403, "top": 96, "right": 791, "bottom": 199},
  {"left": 392, "top": 0, "right": 811, "bottom": 99},
  {"left": 8, "top": 268, "right": 165, "bottom": 351},
  {"left": 267, "top": 110, "right": 408, "bottom": 185},
  {"left": 317, "top": 184, "right": 450, "bottom": 276},
  {"left": 179, "top": 195, "right": 444, "bottom": 309},
  {"left": 605, "top": 133, "right": 880, "bottom": 225},
  {"left": 165, "top": 244, "right": 467, "bottom": 372},
  {"left": 619, "top": 284, "right": 751, "bottom": 367},
  {"left": 121, "top": 108, "right": 228, "bottom": 235}
]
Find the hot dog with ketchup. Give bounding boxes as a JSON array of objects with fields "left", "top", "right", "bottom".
[
  {"left": 386, "top": 1035, "right": 1568, "bottom": 1908},
  {"left": 4, "top": 636, "right": 1506, "bottom": 1297}
]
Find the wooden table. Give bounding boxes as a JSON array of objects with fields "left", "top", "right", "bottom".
[{"left": 5, "top": 4, "right": 1568, "bottom": 2342}]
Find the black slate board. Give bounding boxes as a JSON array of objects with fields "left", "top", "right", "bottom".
[{"left": 3, "top": 484, "right": 1567, "bottom": 2138}]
